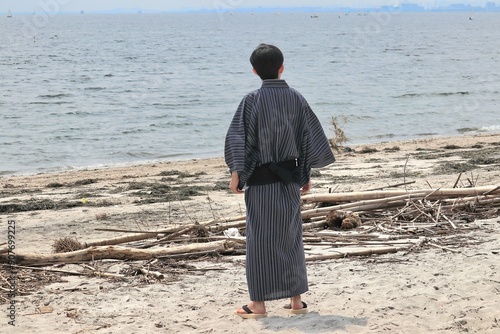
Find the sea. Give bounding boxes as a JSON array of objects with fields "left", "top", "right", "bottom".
[{"left": 1, "top": 11, "right": 499, "bottom": 176}]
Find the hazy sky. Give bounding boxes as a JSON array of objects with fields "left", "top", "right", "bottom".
[{"left": 3, "top": 0, "right": 498, "bottom": 12}]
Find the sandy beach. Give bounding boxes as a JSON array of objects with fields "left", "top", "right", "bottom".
[{"left": 1, "top": 133, "right": 499, "bottom": 334}]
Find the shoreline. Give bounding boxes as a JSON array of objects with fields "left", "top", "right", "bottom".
[{"left": 2, "top": 131, "right": 499, "bottom": 179}]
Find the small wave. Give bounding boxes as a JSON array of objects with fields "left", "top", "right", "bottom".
[
  {"left": 415, "top": 132, "right": 438, "bottom": 136},
  {"left": 394, "top": 111, "right": 435, "bottom": 116},
  {"left": 368, "top": 133, "right": 397, "bottom": 139},
  {"left": 156, "top": 121, "right": 194, "bottom": 127},
  {"left": 354, "top": 115, "right": 375, "bottom": 120},
  {"left": 435, "top": 91, "right": 469, "bottom": 96},
  {"left": 480, "top": 125, "right": 500, "bottom": 132},
  {"left": 29, "top": 101, "right": 73, "bottom": 105},
  {"left": 65, "top": 111, "right": 91, "bottom": 115},
  {"left": 122, "top": 129, "right": 147, "bottom": 134},
  {"left": 397, "top": 93, "right": 420, "bottom": 98},
  {"left": 457, "top": 127, "right": 479, "bottom": 133},
  {"left": 126, "top": 151, "right": 157, "bottom": 158},
  {"left": 316, "top": 101, "right": 353, "bottom": 106},
  {"left": 1, "top": 141, "right": 22, "bottom": 146},
  {"left": 38, "top": 93, "right": 72, "bottom": 98},
  {"left": 84, "top": 87, "right": 106, "bottom": 91},
  {"left": 395, "top": 91, "right": 470, "bottom": 98},
  {"left": 151, "top": 103, "right": 191, "bottom": 109},
  {"left": 0, "top": 170, "right": 17, "bottom": 176}
]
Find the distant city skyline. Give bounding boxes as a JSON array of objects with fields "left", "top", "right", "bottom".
[{"left": 2, "top": 0, "right": 500, "bottom": 13}]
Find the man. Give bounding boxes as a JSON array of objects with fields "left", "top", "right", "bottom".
[{"left": 225, "top": 43, "right": 335, "bottom": 319}]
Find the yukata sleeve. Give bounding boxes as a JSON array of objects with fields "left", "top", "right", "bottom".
[
  {"left": 299, "top": 104, "right": 336, "bottom": 187},
  {"left": 224, "top": 97, "right": 249, "bottom": 174}
]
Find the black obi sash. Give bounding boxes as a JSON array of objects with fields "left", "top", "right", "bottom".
[{"left": 246, "top": 159, "right": 300, "bottom": 186}]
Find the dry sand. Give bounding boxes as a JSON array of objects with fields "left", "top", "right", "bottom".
[{"left": 1, "top": 133, "right": 499, "bottom": 334}]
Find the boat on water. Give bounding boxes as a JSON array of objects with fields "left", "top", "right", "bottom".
[{"left": 7, "top": 9, "right": 12, "bottom": 18}]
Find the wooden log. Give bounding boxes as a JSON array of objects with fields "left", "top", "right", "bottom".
[
  {"left": 94, "top": 228, "right": 159, "bottom": 234},
  {"left": 82, "top": 233, "right": 158, "bottom": 248},
  {"left": 362, "top": 181, "right": 416, "bottom": 191},
  {"left": 160, "top": 249, "right": 243, "bottom": 259},
  {"left": 302, "top": 220, "right": 329, "bottom": 230},
  {"left": 162, "top": 215, "right": 246, "bottom": 233},
  {"left": 441, "top": 196, "right": 500, "bottom": 206},
  {"left": 1, "top": 240, "right": 237, "bottom": 266},
  {"left": 301, "top": 185, "right": 500, "bottom": 204},
  {"left": 301, "top": 193, "right": 427, "bottom": 220},
  {"left": 1, "top": 264, "right": 86, "bottom": 276},
  {"left": 483, "top": 185, "right": 500, "bottom": 196},
  {"left": 305, "top": 246, "right": 403, "bottom": 262},
  {"left": 156, "top": 225, "right": 198, "bottom": 243},
  {"left": 84, "top": 215, "right": 246, "bottom": 248},
  {"left": 153, "top": 235, "right": 245, "bottom": 244}
]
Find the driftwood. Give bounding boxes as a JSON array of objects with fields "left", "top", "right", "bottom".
[
  {"left": 81, "top": 186, "right": 498, "bottom": 251},
  {"left": 301, "top": 192, "right": 428, "bottom": 220},
  {"left": 67, "top": 185, "right": 497, "bottom": 266},
  {"left": 2, "top": 240, "right": 238, "bottom": 266},
  {"left": 84, "top": 215, "right": 246, "bottom": 248},
  {"left": 301, "top": 185, "right": 500, "bottom": 204},
  {"left": 1, "top": 264, "right": 86, "bottom": 276},
  {"left": 305, "top": 246, "right": 404, "bottom": 262},
  {"left": 362, "top": 181, "right": 416, "bottom": 191},
  {"left": 2, "top": 181, "right": 498, "bottom": 276}
]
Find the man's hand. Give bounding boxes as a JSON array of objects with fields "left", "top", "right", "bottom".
[
  {"left": 300, "top": 180, "right": 311, "bottom": 194},
  {"left": 229, "top": 171, "right": 244, "bottom": 194}
]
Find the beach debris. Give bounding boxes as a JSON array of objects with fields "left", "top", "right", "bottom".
[
  {"left": 2, "top": 184, "right": 498, "bottom": 268},
  {"left": 328, "top": 115, "right": 349, "bottom": 153},
  {"left": 0, "top": 180, "right": 498, "bottom": 304},
  {"left": 223, "top": 228, "right": 242, "bottom": 238},
  {"left": 326, "top": 211, "right": 362, "bottom": 230},
  {"left": 22, "top": 306, "right": 55, "bottom": 316},
  {"left": 52, "top": 237, "right": 82, "bottom": 253},
  {"left": 65, "top": 308, "right": 79, "bottom": 319}
]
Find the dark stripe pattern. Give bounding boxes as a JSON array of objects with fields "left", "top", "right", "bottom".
[{"left": 224, "top": 79, "right": 335, "bottom": 301}]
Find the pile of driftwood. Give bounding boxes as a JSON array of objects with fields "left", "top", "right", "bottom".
[{"left": 1, "top": 185, "right": 499, "bottom": 269}]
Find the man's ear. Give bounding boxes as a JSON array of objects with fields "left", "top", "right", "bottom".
[
  {"left": 252, "top": 68, "right": 258, "bottom": 75},
  {"left": 279, "top": 65, "right": 284, "bottom": 74}
]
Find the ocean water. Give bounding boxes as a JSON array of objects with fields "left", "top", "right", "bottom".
[{"left": 1, "top": 11, "right": 499, "bottom": 175}]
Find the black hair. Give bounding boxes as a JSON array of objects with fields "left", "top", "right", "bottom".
[{"left": 249, "top": 43, "right": 284, "bottom": 80}]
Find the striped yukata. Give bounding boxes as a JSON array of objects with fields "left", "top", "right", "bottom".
[{"left": 225, "top": 79, "right": 335, "bottom": 301}]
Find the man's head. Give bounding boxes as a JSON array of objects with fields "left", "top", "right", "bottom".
[{"left": 250, "top": 43, "right": 284, "bottom": 80}]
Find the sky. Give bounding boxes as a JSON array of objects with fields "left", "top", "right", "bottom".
[{"left": 2, "top": 0, "right": 499, "bottom": 13}]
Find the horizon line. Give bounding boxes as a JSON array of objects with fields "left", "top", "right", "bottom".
[{"left": 3, "top": 3, "right": 500, "bottom": 15}]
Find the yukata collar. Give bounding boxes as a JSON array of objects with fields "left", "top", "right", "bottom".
[{"left": 261, "top": 79, "right": 289, "bottom": 88}]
